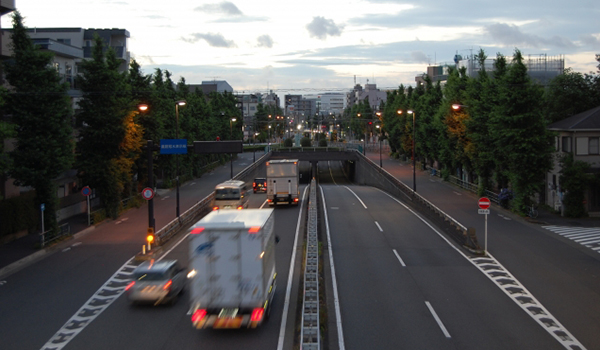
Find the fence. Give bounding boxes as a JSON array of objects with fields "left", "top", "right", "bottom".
[
  {"left": 40, "top": 223, "right": 71, "bottom": 248},
  {"left": 429, "top": 169, "right": 499, "bottom": 204}
]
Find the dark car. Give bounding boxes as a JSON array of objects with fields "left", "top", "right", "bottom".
[{"left": 253, "top": 178, "right": 267, "bottom": 193}]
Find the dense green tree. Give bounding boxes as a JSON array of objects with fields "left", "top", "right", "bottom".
[
  {"left": 414, "top": 76, "right": 443, "bottom": 166},
  {"left": 559, "top": 153, "right": 591, "bottom": 217},
  {"left": 465, "top": 49, "right": 496, "bottom": 194},
  {"left": 544, "top": 68, "right": 596, "bottom": 123},
  {"left": 76, "top": 34, "right": 132, "bottom": 219},
  {"left": 4, "top": 11, "right": 74, "bottom": 234},
  {"left": 491, "top": 49, "right": 554, "bottom": 212}
]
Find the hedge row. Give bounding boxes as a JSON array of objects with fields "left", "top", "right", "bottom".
[{"left": 0, "top": 191, "right": 39, "bottom": 237}]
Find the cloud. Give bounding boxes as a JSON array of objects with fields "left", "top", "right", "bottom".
[
  {"left": 411, "top": 51, "right": 429, "bottom": 63},
  {"left": 485, "top": 23, "right": 575, "bottom": 49},
  {"left": 256, "top": 35, "right": 274, "bottom": 48},
  {"left": 194, "top": 1, "right": 243, "bottom": 16},
  {"left": 181, "top": 33, "right": 237, "bottom": 48},
  {"left": 580, "top": 34, "right": 600, "bottom": 48},
  {"left": 306, "top": 16, "right": 343, "bottom": 40}
]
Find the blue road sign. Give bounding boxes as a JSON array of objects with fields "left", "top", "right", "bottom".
[
  {"left": 160, "top": 139, "right": 188, "bottom": 154},
  {"left": 41, "top": 203, "right": 45, "bottom": 211}
]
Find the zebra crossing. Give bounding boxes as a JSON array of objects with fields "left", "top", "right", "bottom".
[{"left": 542, "top": 226, "right": 600, "bottom": 253}]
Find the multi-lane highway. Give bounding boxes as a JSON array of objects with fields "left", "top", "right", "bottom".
[{"left": 1, "top": 151, "right": 600, "bottom": 350}]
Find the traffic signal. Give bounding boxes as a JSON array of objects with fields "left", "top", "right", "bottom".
[
  {"left": 368, "top": 121, "right": 372, "bottom": 125},
  {"left": 146, "top": 227, "right": 155, "bottom": 249}
]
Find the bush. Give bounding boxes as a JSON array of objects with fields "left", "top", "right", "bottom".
[
  {"left": 0, "top": 191, "right": 39, "bottom": 237},
  {"left": 300, "top": 137, "right": 311, "bottom": 147},
  {"left": 283, "top": 138, "right": 293, "bottom": 147},
  {"left": 318, "top": 139, "right": 328, "bottom": 147}
]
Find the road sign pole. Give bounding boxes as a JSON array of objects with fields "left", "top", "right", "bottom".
[
  {"left": 87, "top": 195, "right": 91, "bottom": 226},
  {"left": 147, "top": 140, "right": 155, "bottom": 232},
  {"left": 41, "top": 204, "right": 45, "bottom": 234},
  {"left": 485, "top": 212, "right": 488, "bottom": 256}
]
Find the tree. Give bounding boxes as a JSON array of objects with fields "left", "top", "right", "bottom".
[
  {"left": 559, "top": 153, "right": 591, "bottom": 217},
  {"left": 544, "top": 68, "right": 596, "bottom": 123},
  {"left": 76, "top": 34, "right": 132, "bottom": 219},
  {"left": 491, "top": 49, "right": 554, "bottom": 213},
  {"left": 4, "top": 11, "right": 74, "bottom": 234},
  {"left": 466, "top": 48, "right": 496, "bottom": 194}
]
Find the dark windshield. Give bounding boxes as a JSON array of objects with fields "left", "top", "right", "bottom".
[
  {"left": 134, "top": 272, "right": 166, "bottom": 281},
  {"left": 215, "top": 188, "right": 241, "bottom": 200}
]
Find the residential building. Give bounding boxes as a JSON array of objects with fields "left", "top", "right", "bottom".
[
  {"left": 547, "top": 106, "right": 600, "bottom": 216},
  {"left": 346, "top": 82, "right": 387, "bottom": 111}
]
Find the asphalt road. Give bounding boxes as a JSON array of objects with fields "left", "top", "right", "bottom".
[
  {"left": 2, "top": 150, "right": 599, "bottom": 350},
  {"left": 317, "top": 160, "right": 563, "bottom": 349}
]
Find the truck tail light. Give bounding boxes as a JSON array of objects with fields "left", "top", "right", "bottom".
[
  {"left": 190, "top": 227, "right": 205, "bottom": 234},
  {"left": 251, "top": 308, "right": 264, "bottom": 322},
  {"left": 163, "top": 279, "right": 172, "bottom": 291},
  {"left": 125, "top": 281, "right": 135, "bottom": 291},
  {"left": 192, "top": 309, "right": 207, "bottom": 323},
  {"left": 294, "top": 198, "right": 299, "bottom": 202},
  {"left": 212, "top": 206, "right": 219, "bottom": 211},
  {"left": 237, "top": 206, "right": 243, "bottom": 210}
]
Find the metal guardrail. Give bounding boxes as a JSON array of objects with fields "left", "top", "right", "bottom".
[
  {"left": 301, "top": 179, "right": 320, "bottom": 350},
  {"left": 40, "top": 223, "right": 71, "bottom": 248},
  {"left": 357, "top": 151, "right": 479, "bottom": 250},
  {"left": 154, "top": 151, "right": 272, "bottom": 245}
]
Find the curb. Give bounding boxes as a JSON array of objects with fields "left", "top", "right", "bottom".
[{"left": 0, "top": 226, "right": 96, "bottom": 280}]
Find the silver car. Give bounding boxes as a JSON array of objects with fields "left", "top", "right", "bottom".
[{"left": 125, "top": 259, "right": 186, "bottom": 305}]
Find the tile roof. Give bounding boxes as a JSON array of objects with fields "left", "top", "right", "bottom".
[{"left": 548, "top": 105, "right": 600, "bottom": 130}]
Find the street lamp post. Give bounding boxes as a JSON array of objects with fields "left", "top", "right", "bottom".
[
  {"left": 175, "top": 100, "right": 186, "bottom": 218},
  {"left": 230, "top": 118, "right": 236, "bottom": 178},
  {"left": 408, "top": 110, "right": 416, "bottom": 193},
  {"left": 376, "top": 124, "right": 382, "bottom": 167}
]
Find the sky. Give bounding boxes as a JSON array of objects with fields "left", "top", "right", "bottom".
[{"left": 10, "top": 0, "right": 600, "bottom": 95}]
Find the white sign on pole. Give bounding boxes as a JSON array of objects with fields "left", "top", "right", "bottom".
[{"left": 478, "top": 209, "right": 490, "bottom": 215}]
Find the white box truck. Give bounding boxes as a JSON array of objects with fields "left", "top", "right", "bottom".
[
  {"left": 266, "top": 159, "right": 300, "bottom": 206},
  {"left": 188, "top": 209, "right": 276, "bottom": 329}
]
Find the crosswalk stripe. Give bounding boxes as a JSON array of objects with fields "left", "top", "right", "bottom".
[{"left": 542, "top": 225, "right": 600, "bottom": 253}]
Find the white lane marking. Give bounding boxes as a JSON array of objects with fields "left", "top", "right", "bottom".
[
  {"left": 277, "top": 187, "right": 309, "bottom": 350},
  {"left": 121, "top": 217, "right": 128, "bottom": 222},
  {"left": 375, "top": 221, "right": 383, "bottom": 232},
  {"left": 191, "top": 182, "right": 196, "bottom": 186},
  {"left": 72, "top": 242, "right": 82, "bottom": 247},
  {"left": 543, "top": 225, "right": 600, "bottom": 254},
  {"left": 319, "top": 185, "right": 346, "bottom": 350},
  {"left": 343, "top": 186, "right": 367, "bottom": 209},
  {"left": 328, "top": 161, "right": 338, "bottom": 186},
  {"left": 0, "top": 281, "right": 6, "bottom": 285},
  {"left": 393, "top": 249, "right": 406, "bottom": 267},
  {"left": 425, "top": 301, "right": 451, "bottom": 338},
  {"left": 161, "top": 196, "right": 170, "bottom": 201},
  {"left": 331, "top": 207, "right": 339, "bottom": 210},
  {"left": 380, "top": 190, "right": 586, "bottom": 350},
  {"left": 41, "top": 217, "right": 194, "bottom": 350},
  {"left": 453, "top": 191, "right": 462, "bottom": 196},
  {"left": 62, "top": 248, "right": 71, "bottom": 252},
  {"left": 40, "top": 258, "right": 139, "bottom": 350},
  {"left": 497, "top": 214, "right": 512, "bottom": 221}
]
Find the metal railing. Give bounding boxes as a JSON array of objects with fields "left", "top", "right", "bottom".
[
  {"left": 40, "top": 223, "right": 71, "bottom": 248},
  {"left": 301, "top": 179, "right": 320, "bottom": 350},
  {"left": 154, "top": 152, "right": 271, "bottom": 245}
]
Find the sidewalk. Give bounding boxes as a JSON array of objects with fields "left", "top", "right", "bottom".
[
  {"left": 0, "top": 212, "right": 96, "bottom": 274},
  {"left": 364, "top": 149, "right": 600, "bottom": 228}
]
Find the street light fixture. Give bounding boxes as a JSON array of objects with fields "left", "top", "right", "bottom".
[
  {"left": 174, "top": 100, "right": 186, "bottom": 218},
  {"left": 408, "top": 110, "right": 416, "bottom": 193}
]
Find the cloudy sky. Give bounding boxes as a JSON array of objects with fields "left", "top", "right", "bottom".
[{"left": 10, "top": 0, "right": 600, "bottom": 94}]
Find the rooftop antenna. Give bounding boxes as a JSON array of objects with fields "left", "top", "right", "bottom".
[{"left": 354, "top": 75, "right": 356, "bottom": 85}]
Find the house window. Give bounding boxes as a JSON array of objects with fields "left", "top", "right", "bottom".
[
  {"left": 561, "top": 136, "right": 571, "bottom": 152},
  {"left": 555, "top": 136, "right": 559, "bottom": 151},
  {"left": 576, "top": 137, "right": 589, "bottom": 155},
  {"left": 589, "top": 137, "right": 599, "bottom": 155}
]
